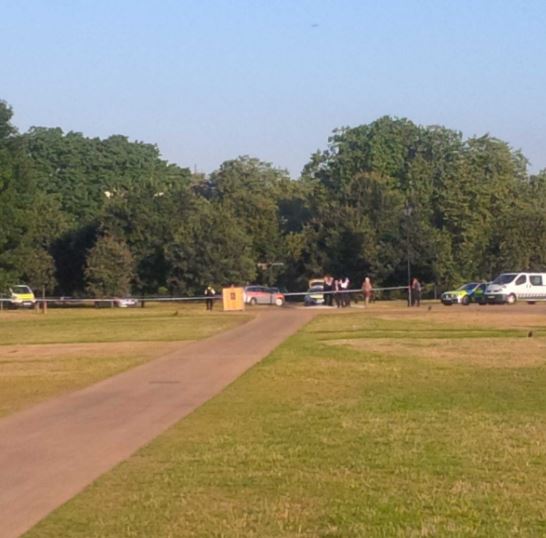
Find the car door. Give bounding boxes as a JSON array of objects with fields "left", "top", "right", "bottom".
[
  {"left": 245, "top": 286, "right": 258, "bottom": 304},
  {"left": 528, "top": 274, "right": 545, "bottom": 301},
  {"left": 267, "top": 287, "right": 280, "bottom": 305},
  {"left": 255, "top": 287, "right": 268, "bottom": 304},
  {"left": 472, "top": 283, "right": 485, "bottom": 302},
  {"left": 514, "top": 273, "right": 527, "bottom": 299}
]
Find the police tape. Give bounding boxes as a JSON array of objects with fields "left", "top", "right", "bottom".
[
  {"left": 34, "top": 286, "right": 409, "bottom": 304},
  {"left": 282, "top": 286, "right": 408, "bottom": 297},
  {"left": 35, "top": 296, "right": 218, "bottom": 303}
]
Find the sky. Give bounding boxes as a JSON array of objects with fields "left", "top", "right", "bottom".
[{"left": 2, "top": 0, "right": 546, "bottom": 177}]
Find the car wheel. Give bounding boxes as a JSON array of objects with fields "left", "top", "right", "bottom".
[
  {"left": 506, "top": 294, "right": 517, "bottom": 305},
  {"left": 249, "top": 297, "right": 257, "bottom": 306},
  {"left": 275, "top": 297, "right": 284, "bottom": 307},
  {"left": 461, "top": 296, "right": 470, "bottom": 306}
]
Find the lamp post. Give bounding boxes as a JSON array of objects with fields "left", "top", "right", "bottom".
[
  {"left": 258, "top": 262, "right": 284, "bottom": 286},
  {"left": 404, "top": 203, "right": 413, "bottom": 307}
]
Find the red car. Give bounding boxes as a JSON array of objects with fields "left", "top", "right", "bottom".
[{"left": 244, "top": 286, "right": 285, "bottom": 306}]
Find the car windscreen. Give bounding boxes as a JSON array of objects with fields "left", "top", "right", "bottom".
[
  {"left": 458, "top": 283, "right": 477, "bottom": 292},
  {"left": 492, "top": 274, "right": 517, "bottom": 285},
  {"left": 12, "top": 286, "right": 31, "bottom": 294}
]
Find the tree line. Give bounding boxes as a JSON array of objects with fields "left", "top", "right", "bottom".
[{"left": 1, "top": 99, "right": 545, "bottom": 297}]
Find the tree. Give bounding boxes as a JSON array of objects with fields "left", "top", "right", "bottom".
[
  {"left": 203, "top": 157, "right": 290, "bottom": 277},
  {"left": 15, "top": 247, "right": 57, "bottom": 292},
  {"left": 84, "top": 234, "right": 135, "bottom": 297},
  {"left": 2, "top": 97, "right": 544, "bottom": 297},
  {"left": 0, "top": 100, "right": 16, "bottom": 140},
  {"left": 165, "top": 201, "right": 256, "bottom": 294},
  {"left": 0, "top": 101, "right": 63, "bottom": 291},
  {"left": 300, "top": 117, "right": 540, "bottom": 288},
  {"left": 21, "top": 127, "right": 192, "bottom": 223},
  {"left": 100, "top": 180, "right": 194, "bottom": 294}
]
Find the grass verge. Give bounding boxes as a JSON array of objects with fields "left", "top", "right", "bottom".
[
  {"left": 25, "top": 307, "right": 546, "bottom": 537},
  {"left": 0, "top": 303, "right": 249, "bottom": 344},
  {"left": 0, "top": 304, "right": 250, "bottom": 416}
]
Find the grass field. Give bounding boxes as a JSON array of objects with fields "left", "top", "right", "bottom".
[
  {"left": 24, "top": 304, "right": 546, "bottom": 537},
  {"left": 0, "top": 304, "right": 249, "bottom": 417},
  {"left": 0, "top": 303, "right": 249, "bottom": 345}
]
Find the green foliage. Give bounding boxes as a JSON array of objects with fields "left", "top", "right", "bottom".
[
  {"left": 84, "top": 234, "right": 135, "bottom": 297},
  {"left": 165, "top": 200, "right": 256, "bottom": 294},
  {"left": 100, "top": 181, "right": 192, "bottom": 294},
  {"left": 302, "top": 117, "right": 542, "bottom": 288},
  {"left": 204, "top": 156, "right": 290, "bottom": 268},
  {"left": 0, "top": 98, "right": 544, "bottom": 295},
  {"left": 0, "top": 100, "right": 16, "bottom": 140},
  {"left": 21, "top": 128, "right": 192, "bottom": 224},
  {"left": 0, "top": 107, "right": 64, "bottom": 292}
]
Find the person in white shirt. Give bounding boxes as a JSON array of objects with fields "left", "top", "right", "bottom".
[
  {"left": 340, "top": 277, "right": 350, "bottom": 307},
  {"left": 204, "top": 285, "right": 216, "bottom": 311}
]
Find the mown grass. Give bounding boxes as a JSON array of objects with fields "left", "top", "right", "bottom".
[
  {"left": 0, "top": 344, "right": 173, "bottom": 417},
  {"left": 0, "top": 304, "right": 250, "bottom": 416},
  {"left": 25, "top": 310, "right": 546, "bottom": 537},
  {"left": 0, "top": 303, "right": 249, "bottom": 344}
]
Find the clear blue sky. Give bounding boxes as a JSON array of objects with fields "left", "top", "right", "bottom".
[{"left": 2, "top": 1, "right": 545, "bottom": 176}]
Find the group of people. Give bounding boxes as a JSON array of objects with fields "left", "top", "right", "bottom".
[
  {"left": 322, "top": 275, "right": 351, "bottom": 308},
  {"left": 205, "top": 276, "right": 423, "bottom": 310},
  {"left": 321, "top": 275, "right": 377, "bottom": 308},
  {"left": 361, "top": 276, "right": 422, "bottom": 307}
]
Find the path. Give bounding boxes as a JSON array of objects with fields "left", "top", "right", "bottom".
[{"left": 0, "top": 307, "right": 315, "bottom": 538}]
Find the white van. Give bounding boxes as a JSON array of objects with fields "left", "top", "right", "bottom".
[{"left": 484, "top": 272, "right": 546, "bottom": 304}]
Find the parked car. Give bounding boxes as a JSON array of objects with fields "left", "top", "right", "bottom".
[
  {"left": 94, "top": 297, "right": 139, "bottom": 308},
  {"left": 8, "top": 285, "right": 36, "bottom": 308},
  {"left": 304, "top": 284, "right": 325, "bottom": 306},
  {"left": 308, "top": 278, "right": 324, "bottom": 288},
  {"left": 441, "top": 282, "right": 487, "bottom": 306},
  {"left": 115, "top": 297, "right": 139, "bottom": 308},
  {"left": 484, "top": 272, "right": 546, "bottom": 304},
  {"left": 244, "top": 286, "right": 285, "bottom": 306},
  {"left": 51, "top": 296, "right": 90, "bottom": 307}
]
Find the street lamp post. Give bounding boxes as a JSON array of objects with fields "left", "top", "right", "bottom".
[
  {"left": 404, "top": 203, "right": 413, "bottom": 307},
  {"left": 258, "top": 262, "right": 284, "bottom": 286}
]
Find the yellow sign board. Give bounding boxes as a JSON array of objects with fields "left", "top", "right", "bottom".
[{"left": 222, "top": 287, "right": 245, "bottom": 311}]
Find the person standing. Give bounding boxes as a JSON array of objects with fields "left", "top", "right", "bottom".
[
  {"left": 204, "top": 285, "right": 216, "bottom": 311},
  {"left": 362, "top": 276, "right": 373, "bottom": 307},
  {"left": 323, "top": 275, "right": 333, "bottom": 306},
  {"left": 411, "top": 278, "right": 421, "bottom": 307},
  {"left": 341, "top": 277, "right": 350, "bottom": 307},
  {"left": 334, "top": 278, "right": 342, "bottom": 308}
]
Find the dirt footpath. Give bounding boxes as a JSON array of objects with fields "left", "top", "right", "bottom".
[{"left": 0, "top": 308, "right": 315, "bottom": 538}]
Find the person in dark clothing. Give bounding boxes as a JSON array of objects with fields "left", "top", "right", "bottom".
[
  {"left": 204, "top": 285, "right": 216, "bottom": 311},
  {"left": 334, "top": 278, "right": 342, "bottom": 308}
]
